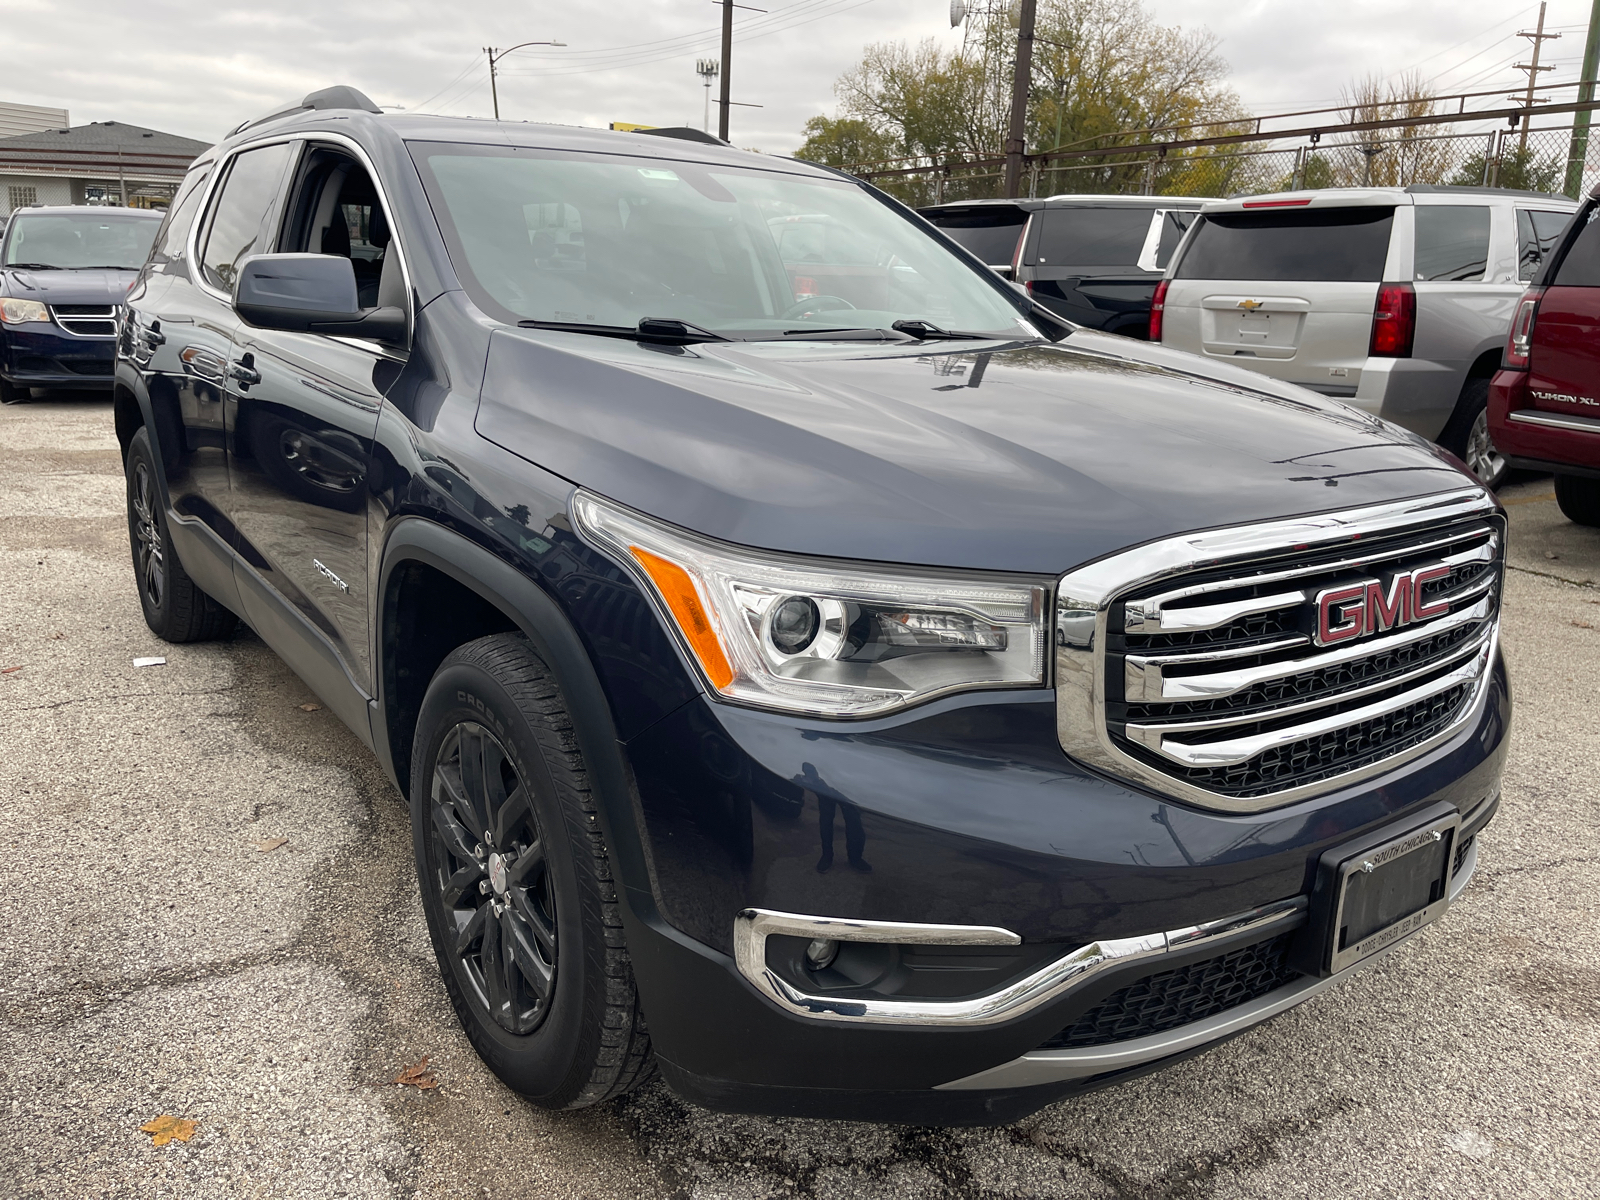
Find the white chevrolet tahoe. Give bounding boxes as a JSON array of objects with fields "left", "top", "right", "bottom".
[{"left": 1154, "top": 185, "right": 1577, "bottom": 486}]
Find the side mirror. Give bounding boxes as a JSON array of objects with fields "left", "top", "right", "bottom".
[{"left": 234, "top": 253, "right": 406, "bottom": 342}]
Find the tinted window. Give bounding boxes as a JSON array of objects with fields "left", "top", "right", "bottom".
[
  {"left": 2, "top": 211, "right": 161, "bottom": 270},
  {"left": 1413, "top": 205, "right": 1490, "bottom": 282},
  {"left": 200, "top": 142, "right": 293, "bottom": 291},
  {"left": 1518, "top": 208, "right": 1571, "bottom": 281},
  {"left": 1154, "top": 210, "right": 1197, "bottom": 270},
  {"left": 150, "top": 165, "right": 212, "bottom": 266},
  {"left": 1032, "top": 207, "right": 1152, "bottom": 268},
  {"left": 921, "top": 207, "right": 1029, "bottom": 265},
  {"left": 1175, "top": 207, "right": 1394, "bottom": 282},
  {"left": 1552, "top": 204, "right": 1600, "bottom": 287}
]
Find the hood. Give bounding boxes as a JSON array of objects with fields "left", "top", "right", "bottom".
[
  {"left": 2, "top": 268, "right": 139, "bottom": 305},
  {"left": 474, "top": 323, "right": 1479, "bottom": 575}
]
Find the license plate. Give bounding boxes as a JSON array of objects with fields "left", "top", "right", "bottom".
[{"left": 1325, "top": 811, "right": 1459, "bottom": 975}]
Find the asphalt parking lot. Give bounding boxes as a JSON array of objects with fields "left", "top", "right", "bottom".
[{"left": 1, "top": 393, "right": 1596, "bottom": 1199}]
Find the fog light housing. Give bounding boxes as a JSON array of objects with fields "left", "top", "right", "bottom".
[{"left": 804, "top": 937, "right": 839, "bottom": 970}]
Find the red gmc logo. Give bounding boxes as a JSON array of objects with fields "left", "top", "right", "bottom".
[{"left": 1314, "top": 566, "right": 1452, "bottom": 647}]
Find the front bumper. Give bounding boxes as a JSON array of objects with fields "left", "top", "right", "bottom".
[
  {"left": 1348, "top": 357, "right": 1462, "bottom": 440},
  {"left": 617, "top": 657, "right": 1509, "bottom": 1124},
  {"left": 0, "top": 325, "right": 116, "bottom": 388}
]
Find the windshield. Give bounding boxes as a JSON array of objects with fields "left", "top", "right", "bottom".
[
  {"left": 408, "top": 143, "right": 1033, "bottom": 338},
  {"left": 2, "top": 211, "right": 162, "bottom": 270}
]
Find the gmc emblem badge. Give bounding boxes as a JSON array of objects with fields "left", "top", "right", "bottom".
[{"left": 1314, "top": 565, "right": 1452, "bottom": 647}]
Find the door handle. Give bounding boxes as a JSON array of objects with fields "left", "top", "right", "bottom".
[{"left": 228, "top": 357, "right": 261, "bottom": 388}]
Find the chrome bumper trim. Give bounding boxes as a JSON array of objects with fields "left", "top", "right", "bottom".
[
  {"left": 733, "top": 899, "right": 1305, "bottom": 1027},
  {"left": 936, "top": 834, "right": 1480, "bottom": 1090},
  {"left": 1508, "top": 409, "right": 1600, "bottom": 434}
]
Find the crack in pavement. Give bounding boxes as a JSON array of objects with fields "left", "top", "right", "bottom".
[
  {"left": 1506, "top": 564, "right": 1599, "bottom": 589},
  {"left": 13, "top": 686, "right": 237, "bottom": 712}
]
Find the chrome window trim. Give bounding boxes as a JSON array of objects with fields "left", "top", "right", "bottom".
[
  {"left": 1056, "top": 487, "right": 1501, "bottom": 814},
  {"left": 935, "top": 835, "right": 1480, "bottom": 1090},
  {"left": 732, "top": 900, "right": 1303, "bottom": 1027},
  {"left": 187, "top": 130, "right": 414, "bottom": 346}
]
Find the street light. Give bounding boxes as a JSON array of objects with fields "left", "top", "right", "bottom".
[{"left": 485, "top": 40, "right": 567, "bottom": 120}]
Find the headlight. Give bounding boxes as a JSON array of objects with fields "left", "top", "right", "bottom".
[
  {"left": 0, "top": 298, "right": 49, "bottom": 325},
  {"left": 571, "top": 490, "right": 1049, "bottom": 717}
]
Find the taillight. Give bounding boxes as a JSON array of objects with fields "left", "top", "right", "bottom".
[
  {"left": 1149, "top": 278, "right": 1170, "bottom": 341},
  {"left": 1503, "top": 287, "right": 1544, "bottom": 370},
  {"left": 1369, "top": 282, "right": 1415, "bottom": 357}
]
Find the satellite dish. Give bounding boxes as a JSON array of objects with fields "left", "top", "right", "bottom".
[{"left": 949, "top": 0, "right": 967, "bottom": 27}]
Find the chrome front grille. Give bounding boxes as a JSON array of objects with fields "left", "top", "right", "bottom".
[
  {"left": 1056, "top": 489, "right": 1503, "bottom": 813},
  {"left": 51, "top": 304, "right": 119, "bottom": 337}
]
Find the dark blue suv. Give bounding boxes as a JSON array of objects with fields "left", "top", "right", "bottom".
[
  {"left": 115, "top": 87, "right": 1506, "bottom": 1126},
  {"left": 0, "top": 205, "right": 162, "bottom": 403}
]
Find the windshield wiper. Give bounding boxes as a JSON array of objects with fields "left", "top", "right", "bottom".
[
  {"left": 71, "top": 264, "right": 138, "bottom": 271},
  {"left": 889, "top": 319, "right": 996, "bottom": 341},
  {"left": 516, "top": 317, "right": 731, "bottom": 345},
  {"left": 6, "top": 262, "right": 59, "bottom": 270}
]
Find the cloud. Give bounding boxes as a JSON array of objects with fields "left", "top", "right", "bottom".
[{"left": 0, "top": 0, "right": 1589, "bottom": 153}]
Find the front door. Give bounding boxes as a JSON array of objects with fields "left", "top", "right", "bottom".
[{"left": 223, "top": 143, "right": 405, "bottom": 712}]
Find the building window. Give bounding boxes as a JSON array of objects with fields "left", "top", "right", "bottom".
[{"left": 7, "top": 185, "right": 38, "bottom": 210}]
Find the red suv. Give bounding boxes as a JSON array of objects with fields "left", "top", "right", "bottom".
[{"left": 1490, "top": 192, "right": 1600, "bottom": 526}]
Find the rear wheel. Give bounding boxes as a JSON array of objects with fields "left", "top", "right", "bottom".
[
  {"left": 1555, "top": 475, "right": 1600, "bottom": 527},
  {"left": 1440, "top": 378, "right": 1506, "bottom": 489},
  {"left": 125, "top": 427, "right": 239, "bottom": 642},
  {"left": 410, "top": 634, "right": 654, "bottom": 1109},
  {"left": 0, "top": 377, "right": 27, "bottom": 405}
]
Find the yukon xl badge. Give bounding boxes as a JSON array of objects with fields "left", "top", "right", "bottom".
[{"left": 1314, "top": 565, "right": 1452, "bottom": 647}]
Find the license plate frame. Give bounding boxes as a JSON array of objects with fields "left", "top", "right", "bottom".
[{"left": 1296, "top": 803, "right": 1461, "bottom": 977}]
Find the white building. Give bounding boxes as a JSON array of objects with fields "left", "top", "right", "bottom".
[{"left": 0, "top": 101, "right": 70, "bottom": 141}]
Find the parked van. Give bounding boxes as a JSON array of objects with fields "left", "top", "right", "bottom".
[{"left": 1156, "top": 186, "right": 1577, "bottom": 485}]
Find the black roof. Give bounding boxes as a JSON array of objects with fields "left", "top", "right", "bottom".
[{"left": 0, "top": 120, "right": 210, "bottom": 157}]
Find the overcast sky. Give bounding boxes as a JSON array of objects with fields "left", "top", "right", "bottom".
[{"left": 0, "top": 0, "right": 1592, "bottom": 152}]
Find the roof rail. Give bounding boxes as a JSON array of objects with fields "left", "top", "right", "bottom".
[
  {"left": 225, "top": 85, "right": 383, "bottom": 140},
  {"left": 634, "top": 127, "right": 730, "bottom": 147}
]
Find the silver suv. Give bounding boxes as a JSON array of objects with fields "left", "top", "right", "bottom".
[{"left": 1155, "top": 185, "right": 1577, "bottom": 485}]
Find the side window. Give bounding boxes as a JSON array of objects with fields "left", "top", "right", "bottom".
[
  {"left": 1552, "top": 204, "right": 1600, "bottom": 287},
  {"left": 199, "top": 142, "right": 293, "bottom": 292},
  {"left": 149, "top": 165, "right": 212, "bottom": 267},
  {"left": 1412, "top": 205, "right": 1490, "bottom": 282},
  {"left": 1518, "top": 209, "right": 1572, "bottom": 281},
  {"left": 280, "top": 149, "right": 395, "bottom": 309}
]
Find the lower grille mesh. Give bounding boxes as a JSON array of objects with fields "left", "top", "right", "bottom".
[{"left": 1040, "top": 933, "right": 1301, "bottom": 1050}]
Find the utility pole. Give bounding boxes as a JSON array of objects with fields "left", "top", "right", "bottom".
[
  {"left": 1003, "top": 0, "right": 1037, "bottom": 197},
  {"left": 697, "top": 59, "right": 720, "bottom": 133},
  {"left": 485, "top": 39, "right": 567, "bottom": 121},
  {"left": 1514, "top": 3, "right": 1560, "bottom": 156},
  {"left": 718, "top": 0, "right": 733, "bottom": 141},
  {"left": 1566, "top": 0, "right": 1600, "bottom": 197}
]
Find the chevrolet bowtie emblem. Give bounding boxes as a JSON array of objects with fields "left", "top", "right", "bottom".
[{"left": 1237, "top": 299, "right": 1264, "bottom": 311}]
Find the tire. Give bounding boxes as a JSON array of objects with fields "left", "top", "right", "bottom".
[
  {"left": 1439, "top": 377, "right": 1507, "bottom": 489},
  {"left": 409, "top": 633, "right": 654, "bottom": 1109},
  {"left": 125, "top": 427, "right": 239, "bottom": 642},
  {"left": 1555, "top": 475, "right": 1600, "bottom": 528},
  {"left": 0, "top": 377, "right": 27, "bottom": 405}
]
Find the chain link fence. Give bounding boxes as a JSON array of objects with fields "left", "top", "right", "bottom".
[{"left": 851, "top": 115, "right": 1600, "bottom": 207}]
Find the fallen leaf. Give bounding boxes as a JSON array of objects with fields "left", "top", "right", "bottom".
[
  {"left": 394, "top": 1056, "right": 439, "bottom": 1089},
  {"left": 49, "top": 632, "right": 64, "bottom": 640},
  {"left": 1545, "top": 551, "right": 1561, "bottom": 560},
  {"left": 140, "top": 1114, "right": 198, "bottom": 1146},
  {"left": 298, "top": 702, "right": 322, "bottom": 712},
  {"left": 1574, "top": 620, "right": 1594, "bottom": 630},
  {"left": 256, "top": 837, "right": 289, "bottom": 854},
  {"left": 1, "top": 666, "right": 20, "bottom": 675}
]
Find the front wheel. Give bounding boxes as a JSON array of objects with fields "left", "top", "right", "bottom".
[{"left": 410, "top": 634, "right": 654, "bottom": 1109}]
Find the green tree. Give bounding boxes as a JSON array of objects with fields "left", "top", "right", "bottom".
[
  {"left": 1450, "top": 144, "right": 1563, "bottom": 193},
  {"left": 793, "top": 116, "right": 901, "bottom": 168}
]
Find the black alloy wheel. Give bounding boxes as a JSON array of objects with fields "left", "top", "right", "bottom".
[
  {"left": 410, "top": 634, "right": 655, "bottom": 1108},
  {"left": 427, "top": 720, "right": 558, "bottom": 1036},
  {"left": 123, "top": 427, "right": 238, "bottom": 642}
]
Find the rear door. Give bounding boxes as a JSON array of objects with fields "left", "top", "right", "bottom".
[
  {"left": 1021, "top": 205, "right": 1164, "bottom": 334},
  {"left": 1161, "top": 205, "right": 1395, "bottom": 393},
  {"left": 1529, "top": 204, "right": 1600, "bottom": 418}
]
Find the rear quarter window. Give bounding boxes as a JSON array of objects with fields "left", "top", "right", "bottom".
[
  {"left": 1032, "top": 207, "right": 1153, "bottom": 269},
  {"left": 1412, "top": 205, "right": 1490, "bottom": 281},
  {"left": 1174, "top": 207, "right": 1394, "bottom": 282},
  {"left": 921, "top": 208, "right": 1028, "bottom": 266},
  {"left": 1517, "top": 208, "right": 1571, "bottom": 280},
  {"left": 1551, "top": 205, "right": 1600, "bottom": 287}
]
